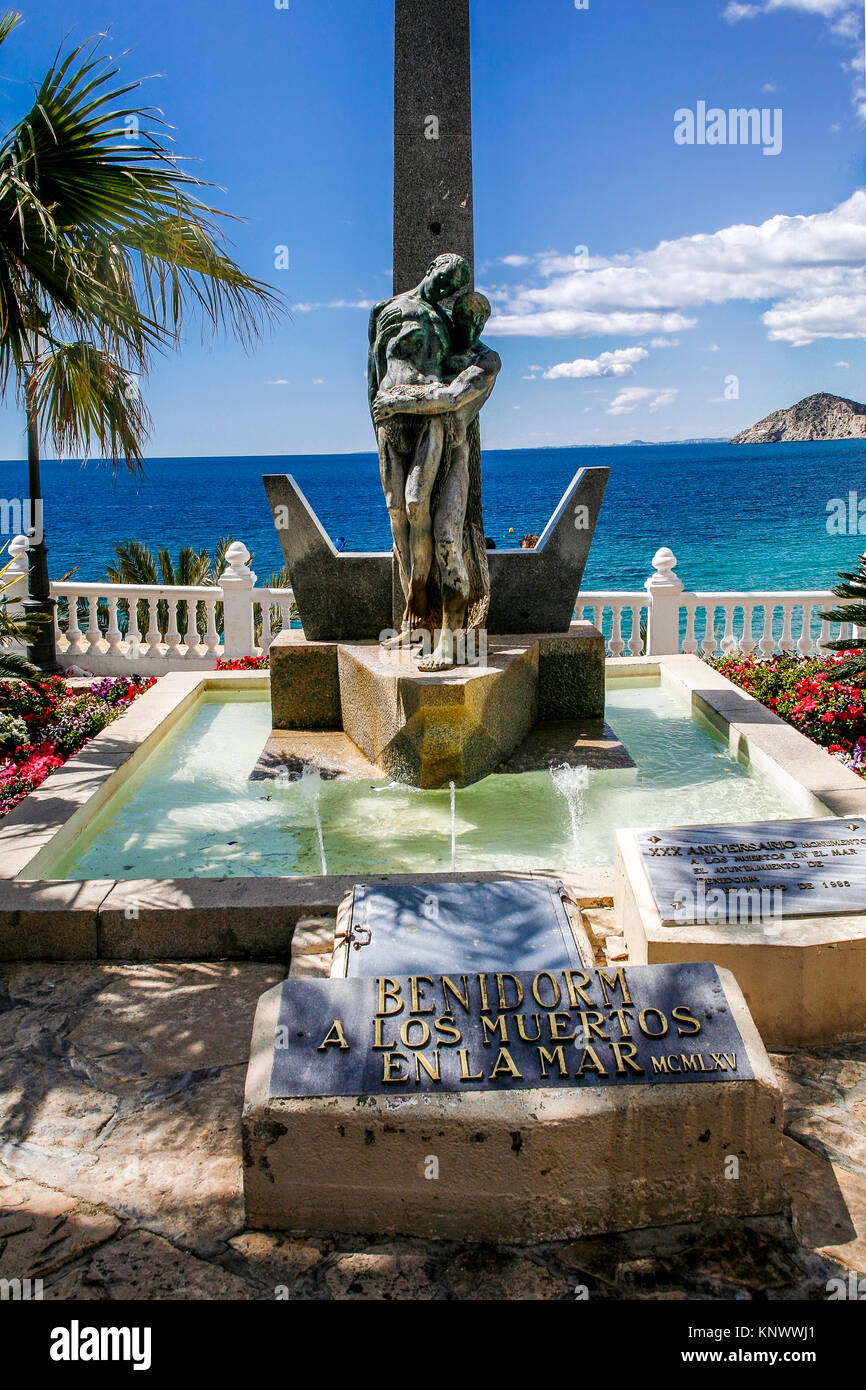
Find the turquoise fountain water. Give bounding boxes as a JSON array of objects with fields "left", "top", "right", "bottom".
[
  {"left": 35, "top": 680, "right": 817, "bottom": 882},
  {"left": 550, "top": 764, "right": 590, "bottom": 868}
]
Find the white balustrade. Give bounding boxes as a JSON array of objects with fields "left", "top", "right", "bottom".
[
  {"left": 0, "top": 527, "right": 845, "bottom": 675},
  {"left": 681, "top": 592, "right": 842, "bottom": 660},
  {"left": 577, "top": 594, "right": 648, "bottom": 656}
]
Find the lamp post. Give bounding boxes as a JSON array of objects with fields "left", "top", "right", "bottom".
[{"left": 22, "top": 326, "right": 60, "bottom": 672}]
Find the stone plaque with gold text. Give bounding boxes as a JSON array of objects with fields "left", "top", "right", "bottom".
[
  {"left": 635, "top": 818, "right": 866, "bottom": 926},
  {"left": 268, "top": 963, "right": 751, "bottom": 1097}
]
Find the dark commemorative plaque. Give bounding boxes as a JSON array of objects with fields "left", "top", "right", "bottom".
[
  {"left": 635, "top": 818, "right": 866, "bottom": 926},
  {"left": 268, "top": 963, "right": 752, "bottom": 1098},
  {"left": 344, "top": 879, "right": 585, "bottom": 977}
]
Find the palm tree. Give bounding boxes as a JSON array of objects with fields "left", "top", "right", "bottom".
[
  {"left": 0, "top": 14, "right": 284, "bottom": 668},
  {"left": 822, "top": 552, "right": 866, "bottom": 683},
  {"left": 106, "top": 538, "right": 233, "bottom": 645},
  {"left": 99, "top": 541, "right": 298, "bottom": 652}
]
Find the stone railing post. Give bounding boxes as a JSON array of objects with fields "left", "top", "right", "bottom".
[
  {"left": 219, "top": 542, "right": 258, "bottom": 658},
  {"left": 3, "top": 533, "right": 30, "bottom": 612},
  {"left": 645, "top": 547, "right": 684, "bottom": 656}
]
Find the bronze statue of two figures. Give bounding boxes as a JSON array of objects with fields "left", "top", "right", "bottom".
[{"left": 368, "top": 253, "right": 501, "bottom": 671}]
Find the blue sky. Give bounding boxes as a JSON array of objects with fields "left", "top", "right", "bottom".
[{"left": 1, "top": 0, "right": 864, "bottom": 456}]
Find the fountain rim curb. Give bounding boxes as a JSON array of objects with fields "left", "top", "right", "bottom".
[{"left": 2, "top": 655, "right": 865, "bottom": 962}]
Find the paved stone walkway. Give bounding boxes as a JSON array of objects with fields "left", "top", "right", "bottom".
[{"left": 1, "top": 960, "right": 864, "bottom": 1300}]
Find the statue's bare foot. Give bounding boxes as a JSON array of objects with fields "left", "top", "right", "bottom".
[
  {"left": 380, "top": 628, "right": 422, "bottom": 652},
  {"left": 418, "top": 637, "right": 456, "bottom": 671}
]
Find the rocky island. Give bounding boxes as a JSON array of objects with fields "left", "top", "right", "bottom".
[{"left": 731, "top": 391, "right": 866, "bottom": 444}]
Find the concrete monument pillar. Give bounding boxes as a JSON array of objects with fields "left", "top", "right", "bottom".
[{"left": 393, "top": 0, "right": 474, "bottom": 294}]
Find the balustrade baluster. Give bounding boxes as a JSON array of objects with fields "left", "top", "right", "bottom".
[
  {"left": 796, "top": 605, "right": 812, "bottom": 657},
  {"left": 757, "top": 604, "right": 775, "bottom": 657},
  {"left": 204, "top": 598, "right": 220, "bottom": 655},
  {"left": 740, "top": 603, "right": 756, "bottom": 655},
  {"left": 105, "top": 596, "right": 123, "bottom": 655},
  {"left": 682, "top": 600, "right": 697, "bottom": 654},
  {"left": 65, "top": 593, "right": 85, "bottom": 655},
  {"left": 146, "top": 597, "right": 161, "bottom": 658},
  {"left": 165, "top": 594, "right": 181, "bottom": 652},
  {"left": 608, "top": 603, "right": 622, "bottom": 656},
  {"left": 817, "top": 614, "right": 832, "bottom": 654},
  {"left": 627, "top": 605, "right": 644, "bottom": 655},
  {"left": 779, "top": 601, "right": 795, "bottom": 654},
  {"left": 700, "top": 606, "right": 717, "bottom": 657}
]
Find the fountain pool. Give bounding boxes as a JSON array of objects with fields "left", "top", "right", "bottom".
[{"left": 27, "top": 676, "right": 818, "bottom": 882}]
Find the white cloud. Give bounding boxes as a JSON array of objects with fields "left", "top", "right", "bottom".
[
  {"left": 724, "top": 0, "right": 864, "bottom": 117},
  {"left": 489, "top": 307, "right": 697, "bottom": 339},
  {"left": 487, "top": 190, "right": 866, "bottom": 347},
  {"left": 648, "top": 336, "right": 680, "bottom": 348},
  {"left": 727, "top": 0, "right": 855, "bottom": 18},
  {"left": 290, "top": 299, "right": 373, "bottom": 313},
  {"left": 724, "top": 1, "right": 761, "bottom": 17},
  {"left": 500, "top": 254, "right": 531, "bottom": 267},
  {"left": 267, "top": 379, "right": 291, "bottom": 385},
  {"left": 649, "top": 388, "right": 679, "bottom": 411},
  {"left": 762, "top": 283, "right": 866, "bottom": 344},
  {"left": 542, "top": 347, "right": 649, "bottom": 380},
  {"left": 607, "top": 387, "right": 679, "bottom": 416},
  {"left": 835, "top": 359, "right": 852, "bottom": 366}
]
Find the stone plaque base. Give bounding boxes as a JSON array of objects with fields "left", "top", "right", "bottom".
[
  {"left": 243, "top": 967, "right": 781, "bottom": 1242},
  {"left": 615, "top": 824, "right": 866, "bottom": 1047}
]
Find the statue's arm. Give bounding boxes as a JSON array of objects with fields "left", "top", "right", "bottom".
[
  {"left": 366, "top": 299, "right": 391, "bottom": 411},
  {"left": 376, "top": 361, "right": 496, "bottom": 419}
]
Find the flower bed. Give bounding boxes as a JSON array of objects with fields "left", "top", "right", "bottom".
[
  {"left": 215, "top": 655, "right": 269, "bottom": 670},
  {"left": 0, "top": 674, "right": 156, "bottom": 819},
  {"left": 710, "top": 652, "right": 866, "bottom": 777}
]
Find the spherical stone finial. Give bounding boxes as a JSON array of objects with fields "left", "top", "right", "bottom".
[
  {"left": 8, "top": 534, "right": 30, "bottom": 562},
  {"left": 651, "top": 547, "right": 678, "bottom": 577},
  {"left": 223, "top": 541, "right": 252, "bottom": 580}
]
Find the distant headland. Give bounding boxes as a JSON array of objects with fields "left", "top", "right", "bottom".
[{"left": 731, "top": 392, "right": 866, "bottom": 444}]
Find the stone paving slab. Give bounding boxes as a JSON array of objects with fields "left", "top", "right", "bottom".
[{"left": 1, "top": 959, "right": 865, "bottom": 1300}]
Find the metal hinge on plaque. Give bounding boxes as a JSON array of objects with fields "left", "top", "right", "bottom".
[
  {"left": 554, "top": 879, "right": 592, "bottom": 969},
  {"left": 333, "top": 884, "right": 373, "bottom": 952}
]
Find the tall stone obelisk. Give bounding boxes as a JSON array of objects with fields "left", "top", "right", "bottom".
[{"left": 393, "top": 0, "right": 474, "bottom": 294}]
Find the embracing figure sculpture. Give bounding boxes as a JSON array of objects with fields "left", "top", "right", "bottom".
[{"left": 368, "top": 253, "right": 501, "bottom": 670}]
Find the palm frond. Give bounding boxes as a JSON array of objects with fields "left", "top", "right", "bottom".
[
  {"left": 0, "top": 27, "right": 285, "bottom": 454},
  {"left": 0, "top": 650, "right": 41, "bottom": 683},
  {"left": 0, "top": 12, "right": 21, "bottom": 50},
  {"left": 30, "top": 340, "right": 152, "bottom": 468},
  {"left": 107, "top": 538, "right": 159, "bottom": 585},
  {"left": 210, "top": 537, "right": 236, "bottom": 582}
]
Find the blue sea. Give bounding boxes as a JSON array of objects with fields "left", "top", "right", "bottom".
[{"left": 2, "top": 440, "right": 866, "bottom": 592}]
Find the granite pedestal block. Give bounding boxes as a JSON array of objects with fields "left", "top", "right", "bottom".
[
  {"left": 268, "top": 622, "right": 608, "bottom": 788},
  {"left": 269, "top": 630, "right": 340, "bottom": 731}
]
